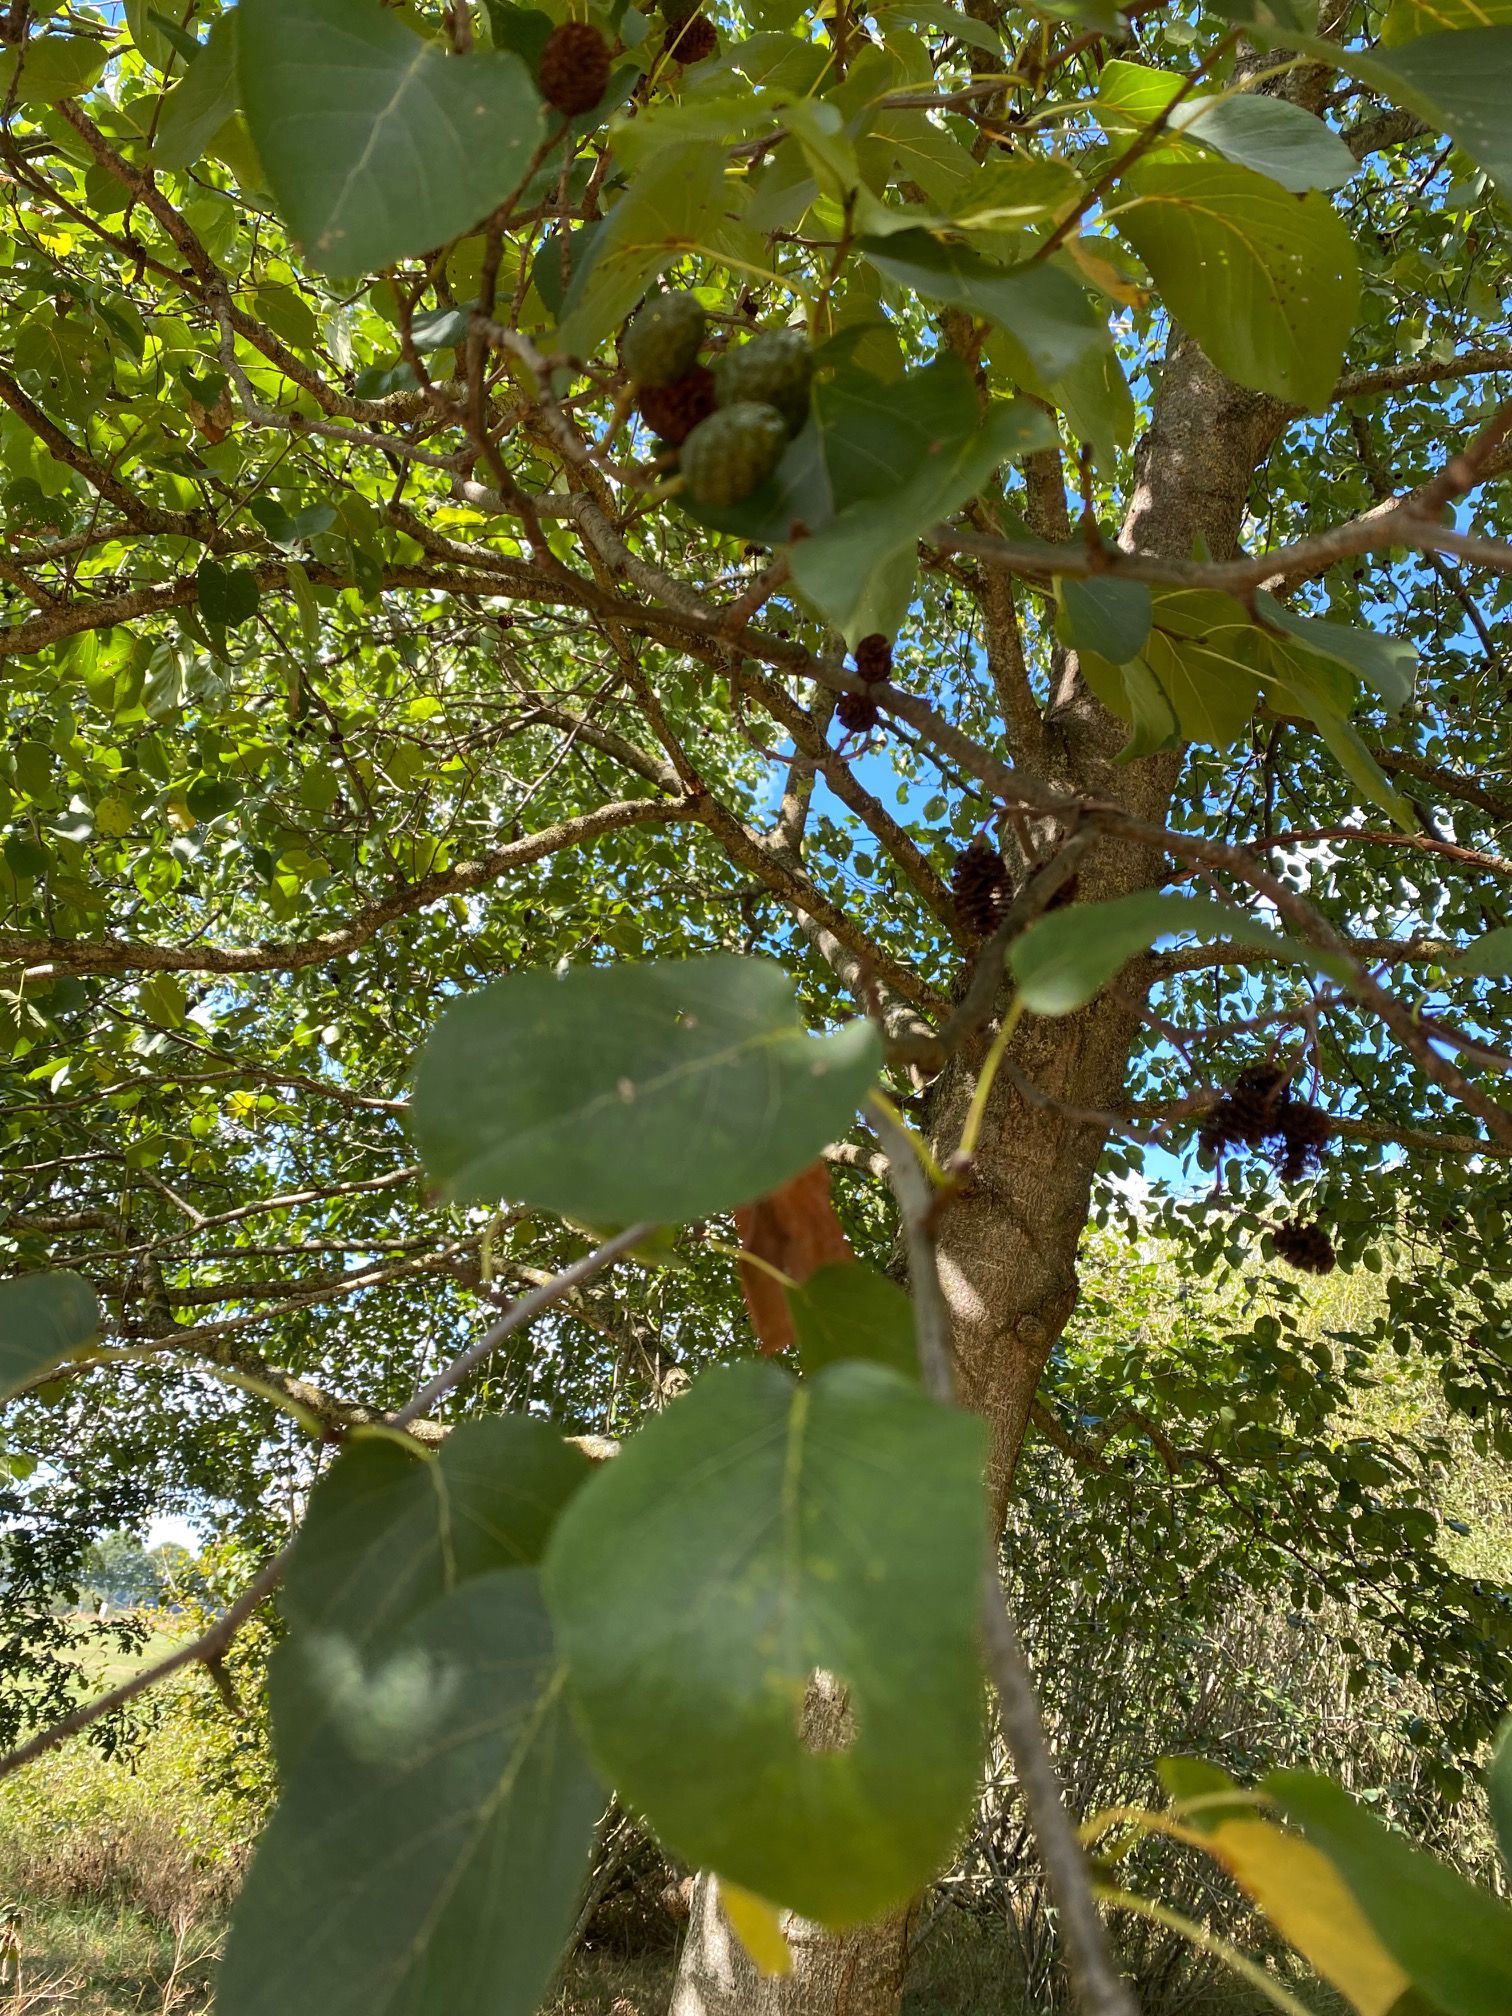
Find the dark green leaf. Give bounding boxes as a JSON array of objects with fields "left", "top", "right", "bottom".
[
  {"left": 0, "top": 1271, "right": 99, "bottom": 1401},
  {"left": 156, "top": 16, "right": 239, "bottom": 170},
  {"left": 411, "top": 955, "right": 882, "bottom": 1224},
  {"left": 788, "top": 1261, "right": 919, "bottom": 1381},
  {"left": 787, "top": 393, "right": 1051, "bottom": 638},
  {"left": 1055, "top": 576, "right": 1153, "bottom": 664},
  {"left": 545, "top": 1361, "right": 987, "bottom": 1925},
  {"left": 1267, "top": 1768, "right": 1512, "bottom": 2016},
  {"left": 220, "top": 1572, "right": 604, "bottom": 2016},
  {"left": 238, "top": 0, "right": 547, "bottom": 274},
  {"left": 1009, "top": 890, "right": 1334, "bottom": 1015},
  {"left": 410, "top": 302, "right": 474, "bottom": 351},
  {"left": 484, "top": 1, "right": 556, "bottom": 65},
  {"left": 196, "top": 558, "right": 260, "bottom": 627},
  {"left": 274, "top": 1416, "right": 591, "bottom": 1766}
]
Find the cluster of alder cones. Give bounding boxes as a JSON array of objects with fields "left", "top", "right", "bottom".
[
  {"left": 619, "top": 289, "right": 815, "bottom": 510},
  {"left": 535, "top": 2, "right": 715, "bottom": 119},
  {"left": 1201, "top": 1063, "right": 1336, "bottom": 1274}
]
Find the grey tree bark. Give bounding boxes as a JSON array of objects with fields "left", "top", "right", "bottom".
[{"left": 665, "top": 331, "right": 1290, "bottom": 2016}]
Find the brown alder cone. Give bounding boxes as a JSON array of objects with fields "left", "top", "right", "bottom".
[
  {"left": 733, "top": 1159, "right": 854, "bottom": 1354},
  {"left": 537, "top": 22, "right": 612, "bottom": 117}
]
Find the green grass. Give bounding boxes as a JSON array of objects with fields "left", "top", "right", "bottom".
[
  {"left": 70, "top": 1623, "right": 185, "bottom": 1694},
  {"left": 2, "top": 1894, "right": 221, "bottom": 2016}
]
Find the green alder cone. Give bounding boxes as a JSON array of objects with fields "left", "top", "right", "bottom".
[
  {"left": 714, "top": 326, "right": 813, "bottom": 434},
  {"left": 621, "top": 290, "right": 708, "bottom": 386},
  {"left": 680, "top": 400, "right": 788, "bottom": 507}
]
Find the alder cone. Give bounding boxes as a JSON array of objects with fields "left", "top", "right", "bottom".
[
  {"left": 679, "top": 401, "right": 786, "bottom": 508},
  {"left": 537, "top": 22, "right": 612, "bottom": 117},
  {"left": 952, "top": 837, "right": 1011, "bottom": 938},
  {"left": 1200, "top": 1064, "right": 1288, "bottom": 1157},
  {"left": 1200, "top": 1061, "right": 1332, "bottom": 1180},
  {"left": 666, "top": 11, "right": 717, "bottom": 60},
  {"left": 836, "top": 691, "right": 880, "bottom": 734},
  {"left": 715, "top": 326, "right": 813, "bottom": 434},
  {"left": 854, "top": 633, "right": 892, "bottom": 683},
  {"left": 637, "top": 366, "right": 716, "bottom": 446},
  {"left": 621, "top": 290, "right": 706, "bottom": 388},
  {"left": 1273, "top": 1219, "right": 1336, "bottom": 1274},
  {"left": 1272, "top": 1098, "right": 1332, "bottom": 1181}
]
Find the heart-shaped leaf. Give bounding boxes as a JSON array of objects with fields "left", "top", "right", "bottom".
[
  {"left": 544, "top": 1360, "right": 986, "bottom": 1925},
  {"left": 239, "top": 0, "right": 546, "bottom": 274},
  {"left": 411, "top": 955, "right": 881, "bottom": 1224},
  {"left": 273, "top": 1417, "right": 592, "bottom": 1767},
  {"left": 220, "top": 1571, "right": 604, "bottom": 2016},
  {"left": 1109, "top": 160, "right": 1360, "bottom": 409}
]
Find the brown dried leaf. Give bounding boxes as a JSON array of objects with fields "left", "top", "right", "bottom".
[{"left": 733, "top": 1160, "right": 853, "bottom": 1354}]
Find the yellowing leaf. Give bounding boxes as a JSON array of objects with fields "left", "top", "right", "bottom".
[
  {"left": 1065, "top": 236, "right": 1149, "bottom": 309},
  {"left": 720, "top": 1882, "right": 793, "bottom": 1977},
  {"left": 1205, "top": 1817, "right": 1410, "bottom": 2016}
]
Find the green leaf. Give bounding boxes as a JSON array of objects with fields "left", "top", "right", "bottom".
[
  {"left": 1109, "top": 161, "right": 1360, "bottom": 408},
  {"left": 273, "top": 1416, "right": 591, "bottom": 1766},
  {"left": 558, "top": 146, "right": 727, "bottom": 360},
  {"left": 1381, "top": 0, "right": 1512, "bottom": 42},
  {"left": 1175, "top": 91, "right": 1357, "bottom": 192},
  {"left": 860, "top": 231, "right": 1107, "bottom": 383},
  {"left": 1344, "top": 28, "right": 1512, "bottom": 194},
  {"left": 1055, "top": 576, "right": 1153, "bottom": 664},
  {"left": 1447, "top": 925, "right": 1512, "bottom": 977},
  {"left": 1267, "top": 1768, "right": 1512, "bottom": 2016},
  {"left": 787, "top": 394, "right": 1050, "bottom": 638},
  {"left": 196, "top": 558, "right": 260, "bottom": 627},
  {"left": 1009, "top": 890, "right": 1331, "bottom": 1015},
  {"left": 1255, "top": 638, "right": 1418, "bottom": 828},
  {"left": 1488, "top": 1721, "right": 1512, "bottom": 1880},
  {"left": 411, "top": 955, "right": 882, "bottom": 1224},
  {"left": 1115, "top": 655, "right": 1182, "bottom": 758},
  {"left": 787, "top": 1261, "right": 919, "bottom": 1381},
  {"left": 885, "top": 1, "right": 1005, "bottom": 53},
  {"left": 155, "top": 16, "right": 240, "bottom": 169},
  {"left": 238, "top": 0, "right": 547, "bottom": 275},
  {"left": 0, "top": 1271, "right": 99, "bottom": 1401},
  {"left": 1255, "top": 593, "right": 1417, "bottom": 709},
  {"left": 0, "top": 35, "right": 108, "bottom": 104},
  {"left": 1098, "top": 62, "right": 1356, "bottom": 192},
  {"left": 1075, "top": 588, "right": 1263, "bottom": 749},
  {"left": 544, "top": 1360, "right": 987, "bottom": 1925},
  {"left": 1217, "top": 8, "right": 1512, "bottom": 195},
  {"left": 220, "top": 1572, "right": 605, "bottom": 2016}
]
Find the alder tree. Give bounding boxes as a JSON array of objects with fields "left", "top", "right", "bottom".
[{"left": 2, "top": 0, "right": 1512, "bottom": 2009}]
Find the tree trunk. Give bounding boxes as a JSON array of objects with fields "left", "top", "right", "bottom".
[
  {"left": 667, "top": 333, "right": 1289, "bottom": 2016},
  {"left": 669, "top": 1884, "right": 913, "bottom": 2016}
]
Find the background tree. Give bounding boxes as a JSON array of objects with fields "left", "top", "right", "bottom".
[{"left": 2, "top": 0, "right": 1512, "bottom": 2011}]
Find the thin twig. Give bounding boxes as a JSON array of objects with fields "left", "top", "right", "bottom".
[{"left": 0, "top": 1223, "right": 653, "bottom": 1785}]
